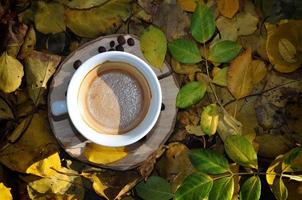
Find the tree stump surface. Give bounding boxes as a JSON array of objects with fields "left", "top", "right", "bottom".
[{"left": 48, "top": 34, "right": 179, "bottom": 170}]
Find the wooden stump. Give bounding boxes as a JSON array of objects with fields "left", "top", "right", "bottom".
[{"left": 48, "top": 34, "right": 179, "bottom": 170}]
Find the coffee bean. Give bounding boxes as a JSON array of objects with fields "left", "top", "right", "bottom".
[
  {"left": 127, "top": 38, "right": 135, "bottom": 46},
  {"left": 117, "top": 35, "right": 126, "bottom": 45},
  {"left": 161, "top": 103, "right": 165, "bottom": 111},
  {"left": 109, "top": 40, "right": 115, "bottom": 47},
  {"left": 115, "top": 45, "right": 124, "bottom": 51},
  {"left": 73, "top": 60, "right": 82, "bottom": 69},
  {"left": 98, "top": 46, "right": 106, "bottom": 53}
]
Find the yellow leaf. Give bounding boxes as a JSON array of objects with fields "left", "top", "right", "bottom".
[
  {"left": 26, "top": 153, "right": 61, "bottom": 177},
  {"left": 0, "top": 183, "right": 12, "bottom": 200},
  {"left": 28, "top": 167, "right": 84, "bottom": 199},
  {"left": 216, "top": 16, "right": 238, "bottom": 41},
  {"left": 65, "top": 0, "right": 131, "bottom": 38},
  {"left": 171, "top": 58, "right": 201, "bottom": 75},
  {"left": 185, "top": 125, "right": 205, "bottom": 136},
  {"left": 84, "top": 143, "right": 127, "bottom": 164},
  {"left": 35, "top": 1, "right": 65, "bottom": 34},
  {"left": 0, "top": 112, "right": 59, "bottom": 173},
  {"left": 89, "top": 174, "right": 109, "bottom": 199},
  {"left": 278, "top": 38, "right": 297, "bottom": 63},
  {"left": 266, "top": 20, "right": 302, "bottom": 73},
  {"left": 59, "top": 0, "right": 108, "bottom": 9},
  {"left": 177, "top": 0, "right": 203, "bottom": 12},
  {"left": 227, "top": 48, "right": 253, "bottom": 99},
  {"left": 25, "top": 50, "right": 61, "bottom": 104},
  {"left": 218, "top": 0, "right": 239, "bottom": 18},
  {"left": 236, "top": 12, "right": 258, "bottom": 36},
  {"left": 213, "top": 67, "right": 228, "bottom": 86},
  {"left": 140, "top": 25, "right": 167, "bottom": 69},
  {"left": 250, "top": 60, "right": 267, "bottom": 84},
  {"left": 0, "top": 52, "right": 24, "bottom": 93}
]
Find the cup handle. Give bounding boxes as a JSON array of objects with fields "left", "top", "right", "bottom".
[{"left": 51, "top": 100, "right": 67, "bottom": 117}]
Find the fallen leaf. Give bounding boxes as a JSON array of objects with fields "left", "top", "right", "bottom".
[
  {"left": 266, "top": 20, "right": 302, "bottom": 73},
  {"left": 0, "top": 97, "right": 13, "bottom": 120},
  {"left": 216, "top": 16, "right": 238, "bottom": 41},
  {"left": 217, "top": 0, "right": 239, "bottom": 18},
  {"left": 168, "top": 39, "right": 202, "bottom": 64},
  {"left": 7, "top": 116, "right": 31, "bottom": 143},
  {"left": 176, "top": 81, "right": 207, "bottom": 108},
  {"left": 153, "top": 2, "right": 190, "bottom": 40},
  {"left": 191, "top": 3, "right": 215, "bottom": 43},
  {"left": 19, "top": 26, "right": 36, "bottom": 60},
  {"left": 24, "top": 50, "right": 61, "bottom": 104},
  {"left": 0, "top": 52, "right": 24, "bottom": 93},
  {"left": 26, "top": 152, "right": 61, "bottom": 177},
  {"left": 65, "top": 0, "right": 131, "bottom": 38},
  {"left": 185, "top": 125, "right": 205, "bottom": 136},
  {"left": 227, "top": 48, "right": 253, "bottom": 99},
  {"left": 140, "top": 25, "right": 167, "bottom": 70},
  {"left": 212, "top": 67, "right": 228, "bottom": 86},
  {"left": 236, "top": 12, "right": 259, "bottom": 36},
  {"left": 27, "top": 167, "right": 84, "bottom": 199},
  {"left": 135, "top": 176, "right": 173, "bottom": 200},
  {"left": 177, "top": 0, "right": 203, "bottom": 12},
  {"left": 200, "top": 104, "right": 219, "bottom": 135},
  {"left": 7, "top": 23, "right": 28, "bottom": 57},
  {"left": 250, "top": 60, "right": 267, "bottom": 84},
  {"left": 157, "top": 142, "right": 194, "bottom": 192},
  {"left": 35, "top": 1, "right": 65, "bottom": 34},
  {"left": 0, "top": 112, "right": 59, "bottom": 173},
  {"left": 59, "top": 0, "right": 107, "bottom": 9},
  {"left": 84, "top": 143, "right": 127, "bottom": 164},
  {"left": 0, "top": 183, "right": 12, "bottom": 200},
  {"left": 278, "top": 38, "right": 297, "bottom": 63},
  {"left": 208, "top": 40, "right": 241, "bottom": 63},
  {"left": 217, "top": 109, "right": 242, "bottom": 141},
  {"left": 171, "top": 59, "right": 201, "bottom": 75}
]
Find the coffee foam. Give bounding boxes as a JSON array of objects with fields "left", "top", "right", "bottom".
[{"left": 78, "top": 61, "right": 151, "bottom": 135}]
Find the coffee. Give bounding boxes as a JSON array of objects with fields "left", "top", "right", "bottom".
[{"left": 78, "top": 61, "right": 151, "bottom": 135}]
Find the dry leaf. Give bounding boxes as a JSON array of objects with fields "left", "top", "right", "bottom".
[
  {"left": 84, "top": 143, "right": 127, "bottom": 164},
  {"left": 59, "top": 0, "right": 108, "bottom": 9},
  {"left": 26, "top": 153, "right": 61, "bottom": 177},
  {"left": 0, "top": 112, "right": 59, "bottom": 173},
  {"left": 177, "top": 0, "right": 203, "bottom": 12},
  {"left": 250, "top": 60, "right": 267, "bottom": 84},
  {"left": 7, "top": 116, "right": 31, "bottom": 143},
  {"left": 217, "top": 108, "right": 242, "bottom": 141},
  {"left": 212, "top": 67, "right": 228, "bottom": 86},
  {"left": 171, "top": 58, "right": 201, "bottom": 75},
  {"left": 65, "top": 0, "right": 131, "bottom": 38},
  {"left": 25, "top": 50, "right": 61, "bottom": 104},
  {"left": 0, "top": 52, "right": 24, "bottom": 93},
  {"left": 35, "top": 1, "right": 65, "bottom": 34},
  {"left": 227, "top": 48, "right": 253, "bottom": 99},
  {"left": 0, "top": 183, "right": 12, "bottom": 200},
  {"left": 266, "top": 20, "right": 302, "bottom": 73},
  {"left": 216, "top": 16, "right": 238, "bottom": 41},
  {"left": 0, "top": 97, "right": 13, "bottom": 120},
  {"left": 217, "top": 0, "right": 239, "bottom": 18},
  {"left": 236, "top": 12, "right": 258, "bottom": 36},
  {"left": 185, "top": 125, "right": 205, "bottom": 136},
  {"left": 278, "top": 38, "right": 297, "bottom": 63},
  {"left": 7, "top": 23, "right": 28, "bottom": 57},
  {"left": 19, "top": 26, "right": 36, "bottom": 60}
]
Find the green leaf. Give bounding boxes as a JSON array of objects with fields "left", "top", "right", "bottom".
[
  {"left": 272, "top": 178, "right": 288, "bottom": 200},
  {"left": 190, "top": 3, "right": 215, "bottom": 43},
  {"left": 175, "top": 172, "right": 213, "bottom": 200},
  {"left": 240, "top": 176, "right": 261, "bottom": 200},
  {"left": 65, "top": 0, "right": 131, "bottom": 38},
  {"left": 200, "top": 104, "right": 219, "bottom": 135},
  {"left": 168, "top": 39, "right": 202, "bottom": 64},
  {"left": 140, "top": 25, "right": 167, "bottom": 69},
  {"left": 0, "top": 52, "right": 24, "bottom": 93},
  {"left": 190, "top": 149, "right": 230, "bottom": 174},
  {"left": 208, "top": 40, "right": 241, "bottom": 63},
  {"left": 34, "top": 1, "right": 65, "bottom": 34},
  {"left": 135, "top": 176, "right": 173, "bottom": 200},
  {"left": 283, "top": 147, "right": 302, "bottom": 171},
  {"left": 209, "top": 177, "right": 234, "bottom": 200},
  {"left": 25, "top": 51, "right": 61, "bottom": 105},
  {"left": 212, "top": 67, "right": 228, "bottom": 86},
  {"left": 0, "top": 97, "right": 13, "bottom": 120},
  {"left": 176, "top": 81, "right": 207, "bottom": 109},
  {"left": 224, "top": 135, "right": 258, "bottom": 169}
]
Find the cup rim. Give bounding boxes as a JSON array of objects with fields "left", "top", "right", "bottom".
[{"left": 66, "top": 52, "right": 162, "bottom": 147}]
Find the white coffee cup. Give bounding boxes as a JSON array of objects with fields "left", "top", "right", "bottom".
[{"left": 51, "top": 52, "right": 162, "bottom": 147}]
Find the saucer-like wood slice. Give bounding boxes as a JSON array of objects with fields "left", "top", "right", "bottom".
[{"left": 48, "top": 34, "right": 179, "bottom": 170}]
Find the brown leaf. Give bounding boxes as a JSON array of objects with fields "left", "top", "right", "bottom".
[
  {"left": 250, "top": 60, "right": 267, "bottom": 84},
  {"left": 227, "top": 48, "right": 253, "bottom": 99},
  {"left": 177, "top": 0, "right": 203, "bottom": 12},
  {"left": 217, "top": 0, "right": 239, "bottom": 18},
  {"left": 7, "top": 22, "right": 27, "bottom": 57}
]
